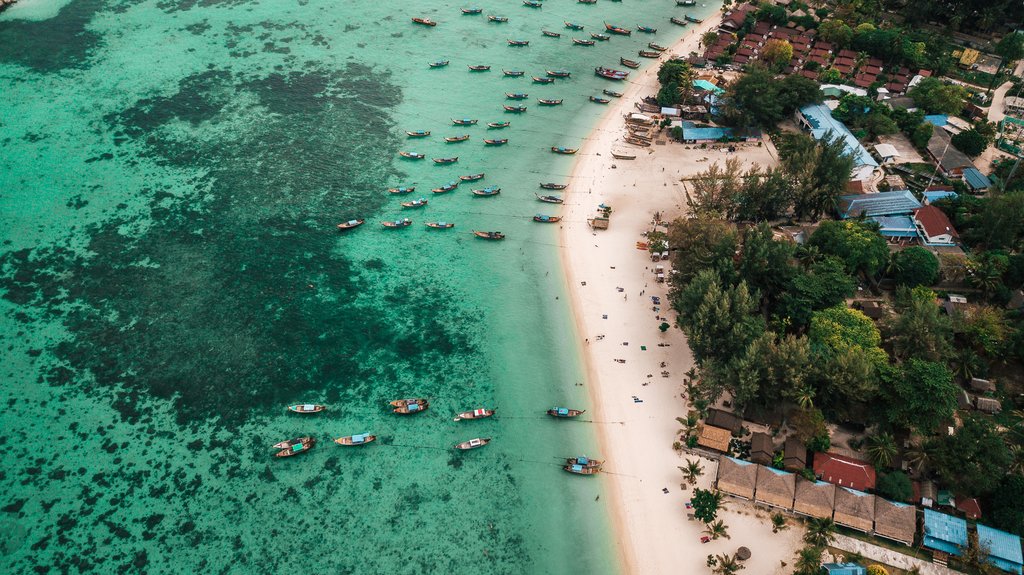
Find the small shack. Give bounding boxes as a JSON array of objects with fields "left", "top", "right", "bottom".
[
  {"left": 697, "top": 424, "right": 732, "bottom": 453},
  {"left": 970, "top": 378, "right": 995, "bottom": 393},
  {"left": 706, "top": 408, "right": 743, "bottom": 434},
  {"left": 716, "top": 456, "right": 757, "bottom": 500},
  {"left": 794, "top": 477, "right": 836, "bottom": 519},
  {"left": 873, "top": 498, "right": 917, "bottom": 545},
  {"left": 783, "top": 437, "right": 807, "bottom": 472},
  {"left": 754, "top": 465, "right": 795, "bottom": 510},
  {"left": 976, "top": 397, "right": 1002, "bottom": 414},
  {"left": 749, "top": 432, "right": 774, "bottom": 466}
]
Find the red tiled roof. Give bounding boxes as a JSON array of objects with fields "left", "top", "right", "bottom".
[
  {"left": 835, "top": 64, "right": 855, "bottom": 74},
  {"left": 919, "top": 69, "right": 932, "bottom": 77},
  {"left": 741, "top": 41, "right": 759, "bottom": 51},
  {"left": 838, "top": 49, "right": 857, "bottom": 59},
  {"left": 957, "top": 498, "right": 982, "bottom": 520},
  {"left": 737, "top": 47, "right": 755, "bottom": 57},
  {"left": 868, "top": 57, "right": 883, "bottom": 67},
  {"left": 815, "top": 41, "right": 834, "bottom": 51},
  {"left": 810, "top": 48, "right": 830, "bottom": 58},
  {"left": 733, "top": 54, "right": 750, "bottom": 63},
  {"left": 854, "top": 74, "right": 876, "bottom": 87},
  {"left": 753, "top": 21, "right": 772, "bottom": 34},
  {"left": 834, "top": 57, "right": 856, "bottom": 66},
  {"left": 809, "top": 55, "right": 828, "bottom": 65},
  {"left": 885, "top": 82, "right": 905, "bottom": 93},
  {"left": 813, "top": 452, "right": 877, "bottom": 491},
  {"left": 863, "top": 65, "right": 882, "bottom": 74},
  {"left": 913, "top": 206, "right": 959, "bottom": 239},
  {"left": 800, "top": 69, "right": 818, "bottom": 79}
]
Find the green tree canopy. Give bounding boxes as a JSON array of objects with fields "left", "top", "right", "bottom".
[
  {"left": 881, "top": 359, "right": 957, "bottom": 434},
  {"left": 929, "top": 414, "right": 1012, "bottom": 495},
  {"left": 889, "top": 247, "right": 940, "bottom": 287},
  {"left": 721, "top": 66, "right": 822, "bottom": 129},
  {"left": 676, "top": 273, "right": 765, "bottom": 364},
  {"left": 776, "top": 256, "right": 857, "bottom": 330},
  {"left": 761, "top": 39, "right": 793, "bottom": 72},
  {"left": 737, "top": 223, "right": 796, "bottom": 312},
  {"left": 951, "top": 128, "right": 988, "bottom": 157},
  {"left": 995, "top": 32, "right": 1024, "bottom": 62},
  {"left": 808, "top": 220, "right": 889, "bottom": 277},
  {"left": 877, "top": 471, "right": 913, "bottom": 502},
  {"left": 817, "top": 19, "right": 853, "bottom": 47},
  {"left": 691, "top": 488, "right": 724, "bottom": 523},
  {"left": 809, "top": 306, "right": 886, "bottom": 363},
  {"left": 666, "top": 217, "right": 738, "bottom": 286},
  {"left": 909, "top": 77, "right": 968, "bottom": 115},
  {"left": 885, "top": 286, "right": 953, "bottom": 362},
  {"left": 778, "top": 134, "right": 856, "bottom": 221},
  {"left": 986, "top": 474, "right": 1024, "bottom": 536}
]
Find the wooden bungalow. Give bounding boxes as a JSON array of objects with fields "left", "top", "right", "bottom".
[
  {"left": 834, "top": 487, "right": 876, "bottom": 533},
  {"left": 716, "top": 456, "right": 757, "bottom": 500},
  {"left": 783, "top": 437, "right": 807, "bottom": 472},
  {"left": 697, "top": 424, "right": 732, "bottom": 453},
  {"left": 873, "top": 497, "right": 917, "bottom": 545},
  {"left": 706, "top": 408, "right": 743, "bottom": 434},
  {"left": 749, "top": 432, "right": 774, "bottom": 466},
  {"left": 794, "top": 477, "right": 836, "bottom": 519},
  {"left": 754, "top": 465, "right": 795, "bottom": 510}
]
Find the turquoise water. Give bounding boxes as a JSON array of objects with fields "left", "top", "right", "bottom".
[{"left": 0, "top": 0, "right": 717, "bottom": 572}]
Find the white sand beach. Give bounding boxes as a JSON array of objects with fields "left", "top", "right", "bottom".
[{"left": 559, "top": 14, "right": 803, "bottom": 575}]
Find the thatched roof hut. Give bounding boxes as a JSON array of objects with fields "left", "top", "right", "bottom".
[
  {"left": 873, "top": 497, "right": 917, "bottom": 545},
  {"left": 754, "top": 465, "right": 795, "bottom": 510},
  {"left": 716, "top": 456, "right": 757, "bottom": 500},
  {"left": 834, "top": 487, "right": 875, "bottom": 532},
  {"left": 749, "top": 432, "right": 774, "bottom": 466},
  {"left": 698, "top": 424, "right": 732, "bottom": 453},
  {"left": 794, "top": 477, "right": 836, "bottom": 519},
  {"left": 783, "top": 437, "right": 807, "bottom": 472}
]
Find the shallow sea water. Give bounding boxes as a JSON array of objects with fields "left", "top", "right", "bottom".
[{"left": 0, "top": 0, "right": 717, "bottom": 572}]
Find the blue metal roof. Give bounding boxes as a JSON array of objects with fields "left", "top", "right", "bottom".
[
  {"left": 963, "top": 167, "right": 991, "bottom": 190},
  {"left": 977, "top": 524, "right": 1023, "bottom": 574},
  {"left": 822, "top": 563, "right": 867, "bottom": 575},
  {"left": 693, "top": 79, "right": 725, "bottom": 94},
  {"left": 925, "top": 114, "right": 949, "bottom": 126},
  {"left": 872, "top": 216, "right": 918, "bottom": 237},
  {"left": 924, "top": 190, "right": 958, "bottom": 203},
  {"left": 923, "top": 509, "right": 968, "bottom": 556},
  {"left": 798, "top": 103, "right": 879, "bottom": 168},
  {"left": 681, "top": 121, "right": 733, "bottom": 141},
  {"left": 838, "top": 190, "right": 922, "bottom": 218}
]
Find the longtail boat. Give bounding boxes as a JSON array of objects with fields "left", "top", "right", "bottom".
[
  {"left": 273, "top": 437, "right": 315, "bottom": 457},
  {"left": 685, "top": 14, "right": 703, "bottom": 23},
  {"left": 412, "top": 17, "right": 437, "bottom": 27},
  {"left": 389, "top": 186, "right": 415, "bottom": 194},
  {"left": 524, "top": 0, "right": 543, "bottom": 7},
  {"left": 567, "top": 456, "right": 603, "bottom": 468},
  {"left": 487, "top": 121, "right": 511, "bottom": 128},
  {"left": 453, "top": 408, "right": 496, "bottom": 421},
  {"left": 603, "top": 89, "right": 623, "bottom": 97},
  {"left": 452, "top": 118, "right": 479, "bottom": 125},
  {"left": 473, "top": 231, "right": 505, "bottom": 240},
  {"left": 579, "top": 0, "right": 596, "bottom": 3},
  {"left": 590, "top": 95, "right": 610, "bottom": 104},
  {"left": 401, "top": 197, "right": 429, "bottom": 208},
  {"left": 455, "top": 437, "right": 491, "bottom": 450},
  {"left": 460, "top": 173, "right": 485, "bottom": 181},
  {"left": 611, "top": 149, "right": 637, "bottom": 159},
  {"left": 637, "top": 25, "right": 657, "bottom": 33},
  {"left": 502, "top": 69, "right": 525, "bottom": 76},
  {"left": 335, "top": 433, "right": 376, "bottom": 446},
  {"left": 484, "top": 138, "right": 508, "bottom": 145},
  {"left": 382, "top": 218, "right": 413, "bottom": 228},
  {"left": 336, "top": 219, "right": 365, "bottom": 230},
  {"left": 546, "top": 69, "right": 571, "bottom": 78},
  {"left": 551, "top": 146, "right": 578, "bottom": 154},
  {"left": 288, "top": 404, "right": 325, "bottom": 413},
  {"left": 538, "top": 98, "right": 563, "bottom": 105},
  {"left": 573, "top": 38, "right": 595, "bottom": 46},
  {"left": 506, "top": 92, "right": 529, "bottom": 99},
  {"left": 605, "top": 22, "right": 632, "bottom": 35},
  {"left": 564, "top": 21, "right": 584, "bottom": 30},
  {"left": 429, "top": 60, "right": 450, "bottom": 68},
  {"left": 670, "top": 17, "right": 688, "bottom": 26},
  {"left": 638, "top": 50, "right": 660, "bottom": 58},
  {"left": 564, "top": 463, "right": 601, "bottom": 475},
  {"left": 536, "top": 194, "right": 564, "bottom": 203},
  {"left": 400, "top": 151, "right": 426, "bottom": 159},
  {"left": 620, "top": 57, "right": 640, "bottom": 68},
  {"left": 648, "top": 42, "right": 667, "bottom": 51},
  {"left": 432, "top": 181, "right": 459, "bottom": 193},
  {"left": 532, "top": 76, "right": 554, "bottom": 83},
  {"left": 542, "top": 30, "right": 561, "bottom": 38},
  {"left": 472, "top": 186, "right": 501, "bottom": 196},
  {"left": 504, "top": 105, "right": 527, "bottom": 113},
  {"left": 539, "top": 182, "right": 567, "bottom": 189},
  {"left": 433, "top": 156, "right": 459, "bottom": 164},
  {"left": 407, "top": 130, "right": 431, "bottom": 137},
  {"left": 445, "top": 134, "right": 470, "bottom": 142},
  {"left": 591, "top": 33, "right": 610, "bottom": 41},
  {"left": 461, "top": 7, "right": 483, "bottom": 14},
  {"left": 391, "top": 398, "right": 429, "bottom": 414},
  {"left": 533, "top": 214, "right": 562, "bottom": 223},
  {"left": 508, "top": 39, "right": 530, "bottom": 46},
  {"left": 548, "top": 407, "right": 585, "bottom": 418},
  {"left": 595, "top": 66, "right": 629, "bottom": 80},
  {"left": 488, "top": 15, "right": 508, "bottom": 22},
  {"left": 468, "top": 65, "right": 491, "bottom": 71},
  {"left": 678, "top": 0, "right": 696, "bottom": 5},
  {"left": 426, "top": 221, "right": 455, "bottom": 229}
]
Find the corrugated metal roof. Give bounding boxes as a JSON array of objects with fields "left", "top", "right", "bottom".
[
  {"left": 799, "top": 103, "right": 879, "bottom": 168},
  {"left": 838, "top": 190, "right": 922, "bottom": 218},
  {"left": 977, "top": 524, "right": 1023, "bottom": 573},
  {"left": 872, "top": 216, "right": 918, "bottom": 237},
  {"left": 963, "top": 167, "right": 991, "bottom": 190},
  {"left": 924, "top": 190, "right": 958, "bottom": 203},
  {"left": 923, "top": 509, "right": 967, "bottom": 556}
]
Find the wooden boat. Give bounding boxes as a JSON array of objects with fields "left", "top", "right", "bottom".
[
  {"left": 335, "top": 433, "right": 376, "bottom": 446},
  {"left": 452, "top": 118, "right": 478, "bottom": 125},
  {"left": 389, "top": 186, "right": 415, "bottom": 194},
  {"left": 506, "top": 92, "right": 529, "bottom": 99},
  {"left": 590, "top": 95, "right": 611, "bottom": 104},
  {"left": 638, "top": 50, "right": 660, "bottom": 58},
  {"left": 603, "top": 89, "right": 623, "bottom": 97},
  {"left": 433, "top": 156, "right": 459, "bottom": 164},
  {"left": 542, "top": 30, "right": 561, "bottom": 38},
  {"left": 468, "top": 65, "right": 491, "bottom": 71},
  {"left": 502, "top": 69, "right": 525, "bottom": 76},
  {"left": 400, "top": 151, "right": 426, "bottom": 159},
  {"left": 472, "top": 186, "right": 501, "bottom": 196},
  {"left": 573, "top": 38, "right": 595, "bottom": 46},
  {"left": 460, "top": 173, "right": 485, "bottom": 181},
  {"left": 551, "top": 146, "right": 578, "bottom": 154},
  {"left": 461, "top": 7, "right": 483, "bottom": 14},
  {"left": 578, "top": 0, "right": 596, "bottom": 3},
  {"left": 604, "top": 22, "right": 632, "bottom": 35},
  {"left": 426, "top": 221, "right": 455, "bottom": 229},
  {"left": 445, "top": 134, "right": 470, "bottom": 142},
  {"left": 533, "top": 214, "right": 562, "bottom": 223},
  {"left": 473, "top": 231, "right": 505, "bottom": 240},
  {"left": 670, "top": 16, "right": 688, "bottom": 26},
  {"left": 685, "top": 14, "right": 703, "bottom": 23},
  {"left": 407, "top": 130, "right": 431, "bottom": 137},
  {"left": 487, "top": 121, "right": 511, "bottom": 128},
  {"left": 611, "top": 149, "right": 637, "bottom": 159},
  {"left": 637, "top": 25, "right": 657, "bottom": 33},
  {"left": 453, "top": 408, "right": 495, "bottom": 421},
  {"left": 677, "top": 0, "right": 696, "bottom": 5},
  {"left": 546, "top": 69, "right": 571, "bottom": 78},
  {"left": 455, "top": 437, "right": 491, "bottom": 450},
  {"left": 624, "top": 135, "right": 650, "bottom": 146},
  {"left": 503, "top": 105, "right": 527, "bottom": 113},
  {"left": 401, "top": 197, "right": 429, "bottom": 208},
  {"left": 429, "top": 60, "right": 450, "bottom": 68},
  {"left": 539, "top": 182, "right": 568, "bottom": 189},
  {"left": 381, "top": 218, "right": 413, "bottom": 228},
  {"left": 508, "top": 39, "right": 530, "bottom": 46},
  {"left": 620, "top": 57, "right": 640, "bottom": 68},
  {"left": 536, "top": 194, "right": 564, "bottom": 203},
  {"left": 564, "top": 463, "right": 601, "bottom": 475},
  {"left": 538, "top": 98, "right": 563, "bottom": 105},
  {"left": 336, "top": 219, "right": 365, "bottom": 230},
  {"left": 595, "top": 66, "right": 629, "bottom": 80},
  {"left": 648, "top": 42, "right": 667, "bottom": 51},
  {"left": 412, "top": 17, "right": 437, "bottom": 27},
  {"left": 488, "top": 15, "right": 508, "bottom": 22},
  {"left": 484, "top": 138, "right": 508, "bottom": 145},
  {"left": 391, "top": 398, "right": 429, "bottom": 414},
  {"left": 432, "top": 181, "right": 459, "bottom": 193},
  {"left": 532, "top": 76, "right": 554, "bottom": 83},
  {"left": 548, "top": 407, "right": 585, "bottom": 418},
  {"left": 274, "top": 437, "right": 315, "bottom": 457},
  {"left": 524, "top": 0, "right": 543, "bottom": 7},
  {"left": 591, "top": 33, "right": 610, "bottom": 41},
  {"left": 564, "top": 21, "right": 584, "bottom": 30},
  {"left": 567, "top": 456, "right": 603, "bottom": 469},
  {"left": 288, "top": 404, "right": 325, "bottom": 413}
]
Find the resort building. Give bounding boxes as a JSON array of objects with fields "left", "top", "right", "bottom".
[
  {"left": 927, "top": 129, "right": 976, "bottom": 178},
  {"left": 698, "top": 424, "right": 733, "bottom": 453},
  {"left": 749, "top": 432, "right": 774, "bottom": 466},
  {"left": 783, "top": 437, "right": 807, "bottom": 472},
  {"left": 963, "top": 167, "right": 992, "bottom": 193},
  {"left": 874, "top": 143, "right": 901, "bottom": 164},
  {"left": 976, "top": 524, "right": 1024, "bottom": 574},
  {"left": 716, "top": 457, "right": 757, "bottom": 500},
  {"left": 754, "top": 465, "right": 796, "bottom": 510},
  {"left": 922, "top": 509, "right": 968, "bottom": 558},
  {"left": 813, "top": 452, "right": 877, "bottom": 491},
  {"left": 793, "top": 477, "right": 836, "bottom": 519},
  {"left": 833, "top": 487, "right": 876, "bottom": 533},
  {"left": 706, "top": 408, "right": 743, "bottom": 434},
  {"left": 821, "top": 563, "right": 867, "bottom": 575},
  {"left": 837, "top": 190, "right": 922, "bottom": 219},
  {"left": 873, "top": 498, "right": 918, "bottom": 546},
  {"left": 796, "top": 103, "right": 879, "bottom": 182},
  {"left": 912, "top": 205, "right": 959, "bottom": 246}
]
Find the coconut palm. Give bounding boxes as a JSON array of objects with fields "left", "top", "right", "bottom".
[
  {"left": 903, "top": 443, "right": 932, "bottom": 475},
  {"left": 865, "top": 432, "right": 898, "bottom": 468},
  {"left": 679, "top": 458, "right": 704, "bottom": 486},
  {"left": 770, "top": 512, "right": 788, "bottom": 533},
  {"left": 705, "top": 519, "right": 730, "bottom": 540},
  {"left": 711, "top": 553, "right": 744, "bottom": 575},
  {"left": 803, "top": 517, "right": 836, "bottom": 548},
  {"left": 793, "top": 545, "right": 823, "bottom": 575},
  {"left": 1009, "top": 444, "right": 1024, "bottom": 475},
  {"left": 792, "top": 385, "right": 816, "bottom": 410},
  {"left": 795, "top": 244, "right": 823, "bottom": 269}
]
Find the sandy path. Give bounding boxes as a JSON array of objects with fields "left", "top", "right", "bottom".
[{"left": 558, "top": 14, "right": 802, "bottom": 575}]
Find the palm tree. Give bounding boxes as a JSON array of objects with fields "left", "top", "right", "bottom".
[
  {"left": 952, "top": 348, "right": 981, "bottom": 383},
  {"left": 705, "top": 519, "right": 730, "bottom": 540},
  {"left": 675, "top": 65, "right": 698, "bottom": 107},
  {"left": 771, "top": 512, "right": 789, "bottom": 533},
  {"left": 792, "top": 386, "right": 816, "bottom": 410},
  {"left": 711, "top": 553, "right": 744, "bottom": 575},
  {"left": 865, "top": 432, "right": 898, "bottom": 468},
  {"left": 793, "top": 545, "right": 823, "bottom": 575},
  {"left": 1009, "top": 444, "right": 1024, "bottom": 475},
  {"left": 803, "top": 517, "right": 836, "bottom": 548},
  {"left": 676, "top": 415, "right": 698, "bottom": 438},
  {"left": 903, "top": 442, "right": 933, "bottom": 475},
  {"left": 679, "top": 458, "right": 704, "bottom": 486},
  {"left": 795, "top": 244, "right": 823, "bottom": 269}
]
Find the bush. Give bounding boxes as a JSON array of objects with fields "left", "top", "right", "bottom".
[{"left": 877, "top": 471, "right": 913, "bottom": 502}]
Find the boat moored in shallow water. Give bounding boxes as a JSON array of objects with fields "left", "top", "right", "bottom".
[
  {"left": 274, "top": 437, "right": 315, "bottom": 457},
  {"left": 548, "top": 407, "right": 585, "bottom": 418},
  {"left": 400, "top": 151, "right": 426, "bottom": 159},
  {"left": 407, "top": 130, "right": 431, "bottom": 137},
  {"left": 484, "top": 138, "right": 508, "bottom": 145},
  {"left": 432, "top": 181, "right": 459, "bottom": 193},
  {"left": 382, "top": 218, "right": 413, "bottom": 228},
  {"left": 533, "top": 214, "right": 562, "bottom": 223},
  {"left": 473, "top": 231, "right": 505, "bottom": 240},
  {"left": 573, "top": 38, "right": 595, "bottom": 46},
  {"left": 539, "top": 182, "right": 567, "bottom": 189},
  {"left": 429, "top": 60, "right": 449, "bottom": 68},
  {"left": 452, "top": 118, "right": 478, "bottom": 125},
  {"left": 538, "top": 98, "right": 563, "bottom": 105},
  {"left": 461, "top": 7, "right": 483, "bottom": 14},
  {"left": 335, "top": 433, "right": 376, "bottom": 446},
  {"left": 336, "top": 220, "right": 364, "bottom": 230},
  {"left": 391, "top": 398, "right": 429, "bottom": 414},
  {"left": 532, "top": 76, "right": 554, "bottom": 83},
  {"left": 433, "top": 156, "right": 459, "bottom": 164},
  {"left": 564, "top": 21, "right": 584, "bottom": 30},
  {"left": 536, "top": 194, "right": 564, "bottom": 203},
  {"left": 389, "top": 186, "right": 415, "bottom": 194},
  {"left": 454, "top": 408, "right": 495, "bottom": 421},
  {"left": 288, "top": 404, "right": 325, "bottom": 413},
  {"left": 412, "top": 17, "right": 437, "bottom": 26},
  {"left": 542, "top": 30, "right": 561, "bottom": 38},
  {"left": 503, "top": 69, "right": 525, "bottom": 76},
  {"left": 670, "top": 16, "right": 688, "bottom": 26},
  {"left": 426, "top": 221, "right": 455, "bottom": 229},
  {"left": 472, "top": 186, "right": 501, "bottom": 196},
  {"left": 620, "top": 57, "right": 640, "bottom": 69},
  {"left": 595, "top": 66, "right": 629, "bottom": 80},
  {"left": 567, "top": 456, "right": 603, "bottom": 468},
  {"left": 488, "top": 121, "right": 511, "bottom": 128},
  {"left": 401, "top": 197, "right": 429, "bottom": 208},
  {"left": 551, "top": 146, "right": 578, "bottom": 154},
  {"left": 564, "top": 462, "right": 601, "bottom": 475},
  {"left": 604, "top": 22, "right": 631, "bottom": 35},
  {"left": 460, "top": 173, "right": 486, "bottom": 181},
  {"left": 445, "top": 134, "right": 470, "bottom": 142},
  {"left": 454, "top": 437, "right": 491, "bottom": 450},
  {"left": 546, "top": 69, "right": 571, "bottom": 78}
]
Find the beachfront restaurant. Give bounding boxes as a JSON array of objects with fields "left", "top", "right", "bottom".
[
  {"left": 976, "top": 524, "right": 1024, "bottom": 574},
  {"left": 793, "top": 477, "right": 836, "bottom": 519},
  {"left": 716, "top": 457, "right": 757, "bottom": 500},
  {"left": 923, "top": 509, "right": 968, "bottom": 558}
]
